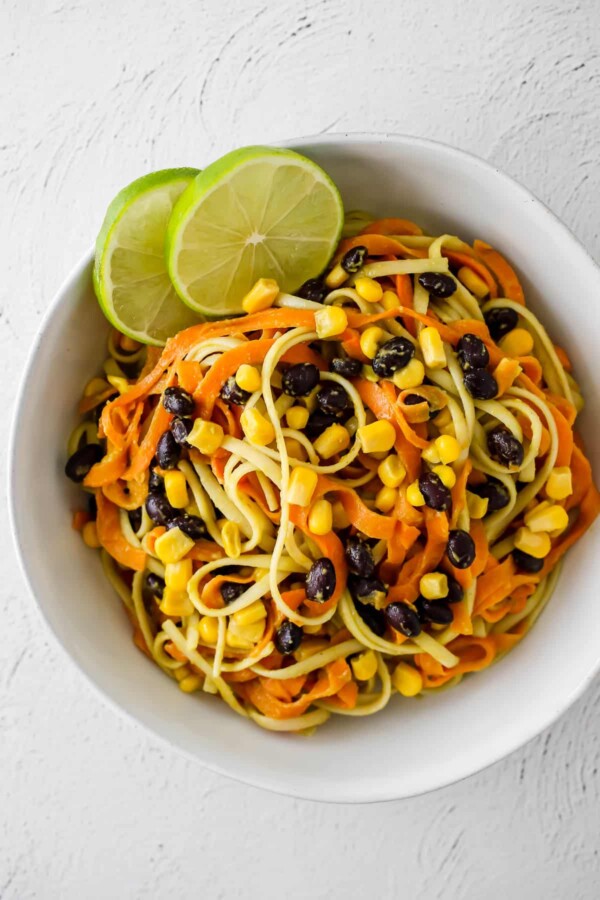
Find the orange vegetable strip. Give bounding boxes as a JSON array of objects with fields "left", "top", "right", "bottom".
[
  {"left": 472, "top": 240, "right": 525, "bottom": 304},
  {"left": 123, "top": 403, "right": 172, "bottom": 480},
  {"left": 95, "top": 492, "right": 146, "bottom": 571},
  {"left": 360, "top": 217, "right": 423, "bottom": 236},
  {"left": 443, "top": 250, "right": 498, "bottom": 298},
  {"left": 198, "top": 339, "right": 275, "bottom": 418}
]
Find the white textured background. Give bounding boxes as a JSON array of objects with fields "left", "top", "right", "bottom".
[{"left": 2, "top": 1, "right": 600, "bottom": 897}]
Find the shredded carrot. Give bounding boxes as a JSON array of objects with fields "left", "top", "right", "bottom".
[
  {"left": 95, "top": 491, "right": 146, "bottom": 571},
  {"left": 472, "top": 240, "right": 525, "bottom": 304}
]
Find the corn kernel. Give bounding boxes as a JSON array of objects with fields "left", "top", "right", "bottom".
[
  {"left": 419, "top": 326, "right": 446, "bottom": 369},
  {"left": 82, "top": 521, "right": 101, "bottom": 549},
  {"left": 378, "top": 455, "right": 407, "bottom": 488},
  {"left": 419, "top": 572, "right": 449, "bottom": 600},
  {"left": 241, "top": 277, "right": 279, "bottom": 313},
  {"left": 545, "top": 467, "right": 573, "bottom": 500},
  {"left": 392, "top": 662, "right": 423, "bottom": 697},
  {"left": 466, "top": 491, "right": 489, "bottom": 519},
  {"left": 433, "top": 464, "right": 456, "bottom": 489},
  {"left": 187, "top": 419, "right": 224, "bottom": 455},
  {"left": 226, "top": 618, "right": 264, "bottom": 649},
  {"left": 392, "top": 358, "right": 424, "bottom": 390},
  {"left": 499, "top": 327, "right": 534, "bottom": 357},
  {"left": 421, "top": 444, "right": 441, "bottom": 465},
  {"left": 406, "top": 480, "right": 425, "bottom": 507},
  {"left": 351, "top": 650, "right": 378, "bottom": 681},
  {"left": 513, "top": 527, "right": 551, "bottom": 559},
  {"left": 381, "top": 290, "right": 401, "bottom": 311},
  {"left": 165, "top": 559, "right": 193, "bottom": 592},
  {"left": 233, "top": 600, "right": 267, "bottom": 628},
  {"left": 315, "top": 305, "right": 348, "bottom": 338},
  {"left": 287, "top": 466, "right": 319, "bottom": 506},
  {"left": 308, "top": 499, "right": 333, "bottom": 535},
  {"left": 236, "top": 364, "right": 262, "bottom": 393},
  {"left": 360, "top": 326, "right": 386, "bottom": 359},
  {"left": 160, "top": 586, "right": 194, "bottom": 617},
  {"left": 240, "top": 408, "right": 275, "bottom": 446},
  {"left": 361, "top": 364, "right": 379, "bottom": 382},
  {"left": 325, "top": 263, "right": 348, "bottom": 289},
  {"left": 457, "top": 266, "right": 489, "bottom": 298},
  {"left": 358, "top": 420, "right": 396, "bottom": 453},
  {"left": 286, "top": 406, "right": 309, "bottom": 430},
  {"left": 524, "top": 502, "right": 569, "bottom": 533},
  {"left": 435, "top": 407, "right": 453, "bottom": 429},
  {"left": 285, "top": 438, "right": 307, "bottom": 461},
  {"left": 106, "top": 375, "right": 130, "bottom": 395},
  {"left": 375, "top": 485, "right": 398, "bottom": 512},
  {"left": 332, "top": 500, "right": 350, "bottom": 529},
  {"left": 314, "top": 423, "right": 351, "bottom": 458},
  {"left": 303, "top": 623, "right": 322, "bottom": 635},
  {"left": 492, "top": 357, "right": 522, "bottom": 394},
  {"left": 220, "top": 521, "right": 242, "bottom": 558},
  {"left": 179, "top": 674, "right": 202, "bottom": 693},
  {"left": 435, "top": 434, "right": 461, "bottom": 465},
  {"left": 197, "top": 616, "right": 219, "bottom": 644},
  {"left": 164, "top": 470, "right": 188, "bottom": 509},
  {"left": 155, "top": 527, "right": 195, "bottom": 564},
  {"left": 174, "top": 665, "right": 192, "bottom": 682},
  {"left": 355, "top": 276, "right": 383, "bottom": 303}
]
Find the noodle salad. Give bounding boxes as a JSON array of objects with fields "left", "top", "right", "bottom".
[{"left": 66, "top": 216, "right": 600, "bottom": 733}]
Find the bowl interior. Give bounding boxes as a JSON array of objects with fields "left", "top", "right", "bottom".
[{"left": 11, "top": 135, "right": 600, "bottom": 802}]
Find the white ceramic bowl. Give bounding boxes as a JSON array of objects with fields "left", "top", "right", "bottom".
[{"left": 10, "top": 134, "right": 600, "bottom": 803}]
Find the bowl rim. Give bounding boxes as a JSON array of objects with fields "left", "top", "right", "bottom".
[{"left": 9, "top": 131, "right": 600, "bottom": 803}]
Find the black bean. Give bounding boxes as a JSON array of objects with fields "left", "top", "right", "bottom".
[
  {"left": 331, "top": 357, "right": 361, "bottom": 378},
  {"left": 145, "top": 572, "right": 165, "bottom": 599},
  {"left": 145, "top": 492, "right": 176, "bottom": 526},
  {"left": 349, "top": 576, "right": 387, "bottom": 604},
  {"left": 275, "top": 621, "right": 304, "bottom": 655},
  {"left": 129, "top": 507, "right": 142, "bottom": 532},
  {"left": 419, "top": 472, "right": 452, "bottom": 512},
  {"left": 403, "top": 393, "right": 426, "bottom": 406},
  {"left": 485, "top": 307, "right": 519, "bottom": 342},
  {"left": 341, "top": 245, "right": 367, "bottom": 273},
  {"left": 156, "top": 431, "right": 181, "bottom": 469},
  {"left": 297, "top": 277, "right": 328, "bottom": 303},
  {"left": 87, "top": 494, "right": 98, "bottom": 519},
  {"left": 148, "top": 469, "right": 164, "bottom": 493},
  {"left": 463, "top": 369, "right": 498, "bottom": 400},
  {"left": 305, "top": 558, "right": 336, "bottom": 602},
  {"left": 65, "top": 443, "right": 103, "bottom": 482},
  {"left": 446, "top": 575, "right": 464, "bottom": 604},
  {"left": 170, "top": 416, "right": 192, "bottom": 446},
  {"left": 446, "top": 529, "right": 476, "bottom": 568},
  {"left": 345, "top": 535, "right": 375, "bottom": 577},
  {"left": 166, "top": 514, "right": 206, "bottom": 540},
  {"left": 457, "top": 333, "right": 489, "bottom": 370},
  {"left": 282, "top": 363, "right": 320, "bottom": 397},
  {"left": 415, "top": 598, "right": 454, "bottom": 625},
  {"left": 220, "top": 581, "right": 248, "bottom": 604},
  {"left": 512, "top": 548, "right": 544, "bottom": 573},
  {"left": 384, "top": 602, "right": 422, "bottom": 637},
  {"left": 354, "top": 599, "right": 386, "bottom": 637},
  {"left": 418, "top": 272, "right": 456, "bottom": 298},
  {"left": 372, "top": 336, "right": 415, "bottom": 378},
  {"left": 471, "top": 478, "right": 510, "bottom": 511},
  {"left": 316, "top": 383, "right": 350, "bottom": 416},
  {"left": 220, "top": 376, "right": 250, "bottom": 406},
  {"left": 162, "top": 386, "right": 195, "bottom": 417},
  {"left": 487, "top": 426, "right": 524, "bottom": 467},
  {"left": 304, "top": 410, "right": 337, "bottom": 439}
]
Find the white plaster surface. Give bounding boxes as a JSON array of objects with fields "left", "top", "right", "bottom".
[{"left": 2, "top": 1, "right": 600, "bottom": 897}]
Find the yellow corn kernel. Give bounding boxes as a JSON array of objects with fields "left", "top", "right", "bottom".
[
  {"left": 381, "top": 290, "right": 401, "bottom": 311},
  {"left": 433, "top": 464, "right": 456, "bottom": 489},
  {"left": 179, "top": 674, "right": 202, "bottom": 693},
  {"left": 84, "top": 376, "right": 110, "bottom": 397},
  {"left": 360, "top": 326, "right": 386, "bottom": 359},
  {"left": 155, "top": 527, "right": 194, "bottom": 564},
  {"left": 351, "top": 650, "right": 378, "bottom": 681},
  {"left": 286, "top": 406, "right": 309, "bottom": 430},
  {"left": 174, "top": 665, "right": 192, "bottom": 682},
  {"left": 220, "top": 521, "right": 242, "bottom": 558},
  {"left": 392, "top": 662, "right": 423, "bottom": 697},
  {"left": 82, "top": 521, "right": 101, "bottom": 549},
  {"left": 499, "top": 327, "right": 534, "bottom": 357},
  {"left": 406, "top": 480, "right": 425, "bottom": 507},
  {"left": 308, "top": 499, "right": 333, "bottom": 535},
  {"left": 325, "top": 263, "right": 348, "bottom": 289},
  {"left": 378, "top": 455, "right": 407, "bottom": 488},
  {"left": 355, "top": 276, "right": 383, "bottom": 303},
  {"left": 375, "top": 485, "right": 398, "bottom": 512},
  {"left": 240, "top": 408, "right": 275, "bottom": 446},
  {"left": 287, "top": 466, "right": 319, "bottom": 506},
  {"left": 435, "top": 434, "right": 461, "bottom": 465},
  {"left": 545, "top": 467, "right": 573, "bottom": 500},
  {"left": 524, "top": 502, "right": 569, "bottom": 534},
  {"left": 165, "top": 559, "right": 193, "bottom": 592},
  {"left": 197, "top": 615, "right": 219, "bottom": 644},
  {"left": 241, "top": 277, "right": 279, "bottom": 314},
  {"left": 106, "top": 374, "right": 130, "bottom": 395},
  {"left": 120, "top": 334, "right": 141, "bottom": 352},
  {"left": 466, "top": 491, "right": 489, "bottom": 519},
  {"left": 303, "top": 623, "right": 322, "bottom": 635},
  {"left": 284, "top": 438, "right": 307, "bottom": 461},
  {"left": 492, "top": 357, "right": 522, "bottom": 395},
  {"left": 314, "top": 423, "right": 351, "bottom": 459},
  {"left": 303, "top": 387, "right": 320, "bottom": 413},
  {"left": 419, "top": 572, "right": 449, "bottom": 600},
  {"left": 232, "top": 601, "right": 267, "bottom": 628},
  {"left": 457, "top": 266, "right": 489, "bottom": 298},
  {"left": 419, "top": 326, "right": 446, "bottom": 369},
  {"left": 392, "top": 358, "right": 424, "bottom": 390},
  {"left": 434, "top": 407, "right": 452, "bottom": 429},
  {"left": 226, "top": 618, "right": 264, "bottom": 649},
  {"left": 332, "top": 500, "right": 350, "bottom": 529},
  {"left": 159, "top": 586, "right": 194, "bottom": 617},
  {"left": 236, "top": 364, "right": 262, "bottom": 393},
  {"left": 358, "top": 420, "right": 396, "bottom": 454},
  {"left": 421, "top": 444, "right": 441, "bottom": 465},
  {"left": 361, "top": 364, "right": 379, "bottom": 382},
  {"left": 315, "top": 305, "right": 348, "bottom": 338},
  {"left": 164, "top": 470, "right": 188, "bottom": 509},
  {"left": 187, "top": 419, "right": 224, "bottom": 455},
  {"left": 513, "top": 527, "right": 551, "bottom": 559}
]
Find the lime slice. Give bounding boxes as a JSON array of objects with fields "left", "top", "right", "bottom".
[
  {"left": 166, "top": 146, "right": 344, "bottom": 317},
  {"left": 94, "top": 169, "right": 202, "bottom": 345}
]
